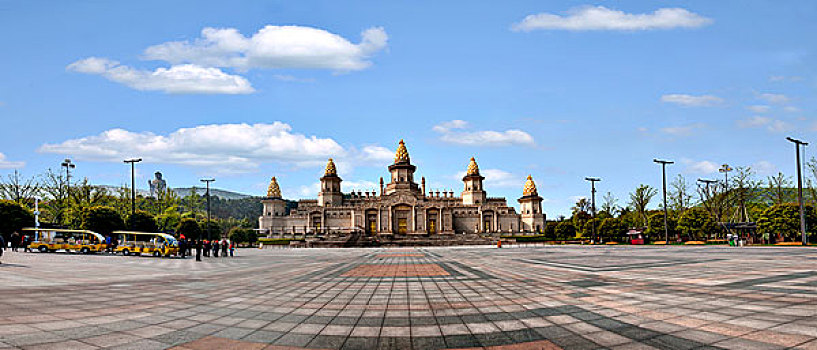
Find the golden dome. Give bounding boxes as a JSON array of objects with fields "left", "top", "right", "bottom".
[
  {"left": 394, "top": 139, "right": 410, "bottom": 164},
  {"left": 523, "top": 175, "right": 538, "bottom": 196},
  {"left": 324, "top": 158, "right": 337, "bottom": 176},
  {"left": 267, "top": 177, "right": 281, "bottom": 198},
  {"left": 466, "top": 157, "right": 479, "bottom": 176}
]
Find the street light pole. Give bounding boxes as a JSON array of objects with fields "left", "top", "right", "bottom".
[
  {"left": 654, "top": 159, "right": 674, "bottom": 245},
  {"left": 585, "top": 177, "right": 601, "bottom": 244},
  {"left": 123, "top": 158, "right": 142, "bottom": 217},
  {"left": 787, "top": 137, "right": 809, "bottom": 245},
  {"left": 60, "top": 159, "right": 75, "bottom": 224},
  {"left": 201, "top": 178, "right": 215, "bottom": 242}
]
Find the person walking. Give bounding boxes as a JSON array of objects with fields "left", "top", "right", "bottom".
[
  {"left": 220, "top": 239, "right": 228, "bottom": 257},
  {"left": 212, "top": 240, "right": 220, "bottom": 257}
]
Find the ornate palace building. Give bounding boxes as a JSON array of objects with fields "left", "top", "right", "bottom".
[{"left": 259, "top": 140, "right": 545, "bottom": 240}]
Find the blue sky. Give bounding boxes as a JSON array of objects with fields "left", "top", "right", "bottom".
[{"left": 0, "top": 0, "right": 815, "bottom": 216}]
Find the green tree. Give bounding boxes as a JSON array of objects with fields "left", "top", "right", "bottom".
[
  {"left": 544, "top": 221, "right": 559, "bottom": 240},
  {"left": 600, "top": 191, "right": 619, "bottom": 217},
  {"left": 669, "top": 174, "right": 693, "bottom": 214},
  {"left": 80, "top": 206, "right": 124, "bottom": 236},
  {"left": 677, "top": 207, "right": 718, "bottom": 240},
  {"left": 580, "top": 218, "right": 598, "bottom": 239},
  {"left": 629, "top": 184, "right": 657, "bottom": 227},
  {"left": 201, "top": 221, "right": 222, "bottom": 240},
  {"left": 126, "top": 210, "right": 158, "bottom": 232},
  {"left": 156, "top": 206, "right": 182, "bottom": 233},
  {"left": 598, "top": 217, "right": 627, "bottom": 241},
  {"left": 757, "top": 204, "right": 817, "bottom": 242},
  {"left": 228, "top": 227, "right": 256, "bottom": 246},
  {"left": 554, "top": 221, "right": 576, "bottom": 240},
  {"left": 176, "top": 218, "right": 202, "bottom": 240},
  {"left": 0, "top": 200, "right": 35, "bottom": 239},
  {"left": 765, "top": 172, "right": 793, "bottom": 205},
  {"left": 646, "top": 211, "right": 678, "bottom": 241},
  {"left": 0, "top": 170, "right": 39, "bottom": 205}
]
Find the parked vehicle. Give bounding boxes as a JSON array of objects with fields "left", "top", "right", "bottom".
[{"left": 22, "top": 228, "right": 106, "bottom": 254}]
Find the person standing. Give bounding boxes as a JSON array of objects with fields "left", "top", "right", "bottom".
[
  {"left": 229, "top": 240, "right": 235, "bottom": 257},
  {"left": 0, "top": 235, "right": 5, "bottom": 264},
  {"left": 10, "top": 232, "right": 20, "bottom": 252},
  {"left": 212, "top": 240, "right": 219, "bottom": 257},
  {"left": 220, "top": 239, "right": 228, "bottom": 257},
  {"left": 179, "top": 238, "right": 187, "bottom": 258},
  {"left": 203, "top": 240, "right": 211, "bottom": 257},
  {"left": 23, "top": 234, "right": 31, "bottom": 252}
]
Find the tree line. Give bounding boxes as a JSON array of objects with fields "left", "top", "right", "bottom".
[
  {"left": 545, "top": 163, "right": 817, "bottom": 243},
  {"left": 0, "top": 168, "right": 260, "bottom": 245}
]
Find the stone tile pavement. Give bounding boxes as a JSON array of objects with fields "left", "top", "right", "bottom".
[{"left": 0, "top": 246, "right": 816, "bottom": 349}]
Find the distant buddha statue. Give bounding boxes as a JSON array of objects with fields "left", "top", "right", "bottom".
[{"left": 149, "top": 171, "right": 167, "bottom": 198}]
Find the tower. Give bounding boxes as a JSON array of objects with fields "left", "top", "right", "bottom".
[
  {"left": 518, "top": 175, "right": 546, "bottom": 233},
  {"left": 318, "top": 158, "right": 343, "bottom": 206},
  {"left": 461, "top": 157, "right": 486, "bottom": 205},
  {"left": 260, "top": 177, "right": 287, "bottom": 232},
  {"left": 385, "top": 139, "right": 421, "bottom": 195}
]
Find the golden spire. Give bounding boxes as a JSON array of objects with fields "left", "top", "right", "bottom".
[
  {"left": 324, "top": 158, "right": 337, "bottom": 176},
  {"left": 466, "top": 157, "right": 479, "bottom": 176},
  {"left": 394, "top": 139, "right": 410, "bottom": 164},
  {"left": 523, "top": 175, "right": 538, "bottom": 196},
  {"left": 267, "top": 176, "right": 281, "bottom": 198}
]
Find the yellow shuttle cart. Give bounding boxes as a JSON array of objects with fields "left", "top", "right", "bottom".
[
  {"left": 22, "top": 228, "right": 106, "bottom": 254},
  {"left": 112, "top": 231, "right": 179, "bottom": 257}
]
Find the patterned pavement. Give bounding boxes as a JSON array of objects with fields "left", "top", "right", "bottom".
[{"left": 0, "top": 245, "right": 816, "bottom": 349}]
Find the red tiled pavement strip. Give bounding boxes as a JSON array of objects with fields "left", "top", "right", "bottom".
[
  {"left": 447, "top": 340, "right": 562, "bottom": 350},
  {"left": 376, "top": 253, "right": 425, "bottom": 257},
  {"left": 342, "top": 263, "right": 450, "bottom": 277},
  {"left": 171, "top": 336, "right": 330, "bottom": 350}
]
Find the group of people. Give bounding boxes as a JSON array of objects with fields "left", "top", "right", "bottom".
[
  {"left": 176, "top": 237, "right": 235, "bottom": 258},
  {"left": 1, "top": 232, "right": 30, "bottom": 264}
]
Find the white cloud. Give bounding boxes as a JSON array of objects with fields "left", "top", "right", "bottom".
[
  {"left": 67, "top": 57, "right": 254, "bottom": 94},
  {"left": 746, "top": 105, "right": 770, "bottom": 113},
  {"left": 512, "top": 6, "right": 711, "bottom": 32},
  {"left": 142, "top": 25, "right": 388, "bottom": 72},
  {"left": 273, "top": 74, "right": 315, "bottom": 83},
  {"left": 433, "top": 120, "right": 534, "bottom": 146},
  {"left": 0, "top": 153, "right": 25, "bottom": 169},
  {"left": 38, "top": 122, "right": 346, "bottom": 173},
  {"left": 681, "top": 158, "right": 719, "bottom": 174},
  {"left": 769, "top": 76, "right": 803, "bottom": 82},
  {"left": 455, "top": 168, "right": 521, "bottom": 189},
  {"left": 753, "top": 161, "right": 776, "bottom": 175},
  {"left": 660, "top": 123, "right": 705, "bottom": 136},
  {"left": 737, "top": 116, "right": 790, "bottom": 133},
  {"left": 660, "top": 94, "right": 723, "bottom": 107},
  {"left": 359, "top": 145, "right": 393, "bottom": 162},
  {"left": 783, "top": 106, "right": 800, "bottom": 113},
  {"left": 758, "top": 93, "right": 790, "bottom": 104},
  {"left": 432, "top": 120, "right": 469, "bottom": 133}
]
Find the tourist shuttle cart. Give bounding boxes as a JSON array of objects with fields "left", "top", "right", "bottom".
[
  {"left": 112, "top": 231, "right": 179, "bottom": 257},
  {"left": 22, "top": 228, "right": 106, "bottom": 253}
]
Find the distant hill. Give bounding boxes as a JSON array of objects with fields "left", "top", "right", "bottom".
[
  {"left": 171, "top": 187, "right": 252, "bottom": 200},
  {"left": 96, "top": 185, "right": 253, "bottom": 200}
]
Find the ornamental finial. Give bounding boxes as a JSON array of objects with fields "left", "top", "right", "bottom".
[
  {"left": 523, "top": 175, "right": 538, "bottom": 196},
  {"left": 267, "top": 176, "right": 282, "bottom": 198}
]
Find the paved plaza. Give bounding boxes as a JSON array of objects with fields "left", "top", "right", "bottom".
[{"left": 0, "top": 246, "right": 816, "bottom": 350}]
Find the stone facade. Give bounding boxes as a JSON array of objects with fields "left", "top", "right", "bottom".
[{"left": 259, "top": 140, "right": 545, "bottom": 237}]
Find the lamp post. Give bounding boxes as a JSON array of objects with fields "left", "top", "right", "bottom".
[
  {"left": 60, "top": 159, "right": 75, "bottom": 224},
  {"left": 123, "top": 158, "right": 142, "bottom": 217},
  {"left": 585, "top": 177, "right": 601, "bottom": 244},
  {"left": 201, "top": 178, "right": 215, "bottom": 242},
  {"left": 654, "top": 159, "right": 674, "bottom": 244},
  {"left": 786, "top": 137, "right": 809, "bottom": 245}
]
